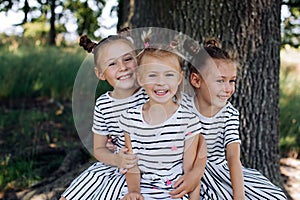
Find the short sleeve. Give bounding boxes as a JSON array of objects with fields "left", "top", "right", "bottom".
[
  {"left": 118, "top": 110, "right": 133, "bottom": 135},
  {"left": 224, "top": 108, "right": 241, "bottom": 147},
  {"left": 184, "top": 113, "right": 203, "bottom": 140},
  {"left": 92, "top": 103, "right": 109, "bottom": 135}
]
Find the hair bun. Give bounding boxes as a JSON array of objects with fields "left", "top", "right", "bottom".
[
  {"left": 117, "top": 27, "right": 130, "bottom": 36},
  {"left": 79, "top": 35, "right": 97, "bottom": 53},
  {"left": 205, "top": 38, "right": 220, "bottom": 48}
]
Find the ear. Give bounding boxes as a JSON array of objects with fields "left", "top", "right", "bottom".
[
  {"left": 190, "top": 72, "right": 201, "bottom": 88},
  {"left": 94, "top": 67, "right": 105, "bottom": 80}
]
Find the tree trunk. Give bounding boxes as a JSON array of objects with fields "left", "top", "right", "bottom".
[
  {"left": 118, "top": 0, "right": 282, "bottom": 186},
  {"left": 49, "top": 0, "right": 56, "bottom": 45}
]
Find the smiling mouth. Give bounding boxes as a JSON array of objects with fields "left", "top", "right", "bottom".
[
  {"left": 218, "top": 95, "right": 229, "bottom": 100},
  {"left": 118, "top": 74, "right": 132, "bottom": 80},
  {"left": 155, "top": 89, "right": 168, "bottom": 96}
]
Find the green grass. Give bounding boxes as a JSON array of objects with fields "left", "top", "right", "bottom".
[
  {"left": 0, "top": 37, "right": 113, "bottom": 191},
  {"left": 0, "top": 104, "right": 75, "bottom": 191},
  {"left": 279, "top": 50, "right": 300, "bottom": 158},
  {"left": 0, "top": 44, "right": 84, "bottom": 100}
]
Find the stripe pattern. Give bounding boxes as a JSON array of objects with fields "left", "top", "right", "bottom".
[
  {"left": 182, "top": 94, "right": 287, "bottom": 200},
  {"left": 62, "top": 88, "right": 148, "bottom": 200},
  {"left": 118, "top": 104, "right": 203, "bottom": 199}
]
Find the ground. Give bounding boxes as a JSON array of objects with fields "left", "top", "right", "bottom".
[
  {"left": 0, "top": 156, "right": 299, "bottom": 200},
  {"left": 280, "top": 157, "right": 300, "bottom": 200}
]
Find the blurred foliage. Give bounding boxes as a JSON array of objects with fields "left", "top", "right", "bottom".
[
  {"left": 65, "top": 0, "right": 105, "bottom": 35},
  {"left": 0, "top": 0, "right": 106, "bottom": 45},
  {"left": 282, "top": 0, "right": 300, "bottom": 48},
  {"left": 0, "top": 34, "right": 112, "bottom": 191},
  {"left": 0, "top": 33, "right": 112, "bottom": 100},
  {"left": 279, "top": 48, "right": 300, "bottom": 158}
]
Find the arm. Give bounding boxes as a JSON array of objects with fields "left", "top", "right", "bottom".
[
  {"left": 170, "top": 134, "right": 207, "bottom": 198},
  {"left": 122, "top": 132, "right": 144, "bottom": 200},
  {"left": 226, "top": 142, "right": 245, "bottom": 200},
  {"left": 93, "top": 133, "right": 137, "bottom": 169}
]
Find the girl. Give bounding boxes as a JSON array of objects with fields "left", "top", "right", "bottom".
[
  {"left": 60, "top": 32, "right": 148, "bottom": 200},
  {"left": 183, "top": 38, "right": 287, "bottom": 199},
  {"left": 118, "top": 44, "right": 207, "bottom": 200}
]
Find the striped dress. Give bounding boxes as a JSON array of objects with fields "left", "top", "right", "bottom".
[
  {"left": 61, "top": 88, "right": 148, "bottom": 200},
  {"left": 182, "top": 95, "right": 287, "bottom": 200},
  {"left": 117, "top": 104, "right": 203, "bottom": 200}
]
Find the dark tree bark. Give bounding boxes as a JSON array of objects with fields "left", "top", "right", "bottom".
[
  {"left": 49, "top": 0, "right": 56, "bottom": 45},
  {"left": 118, "top": 0, "right": 282, "bottom": 186}
]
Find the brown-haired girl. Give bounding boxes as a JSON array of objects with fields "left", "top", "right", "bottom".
[{"left": 183, "top": 38, "right": 287, "bottom": 199}]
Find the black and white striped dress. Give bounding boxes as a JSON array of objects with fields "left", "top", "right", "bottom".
[
  {"left": 61, "top": 88, "right": 148, "bottom": 200},
  {"left": 117, "top": 104, "right": 203, "bottom": 200},
  {"left": 182, "top": 95, "right": 287, "bottom": 200}
]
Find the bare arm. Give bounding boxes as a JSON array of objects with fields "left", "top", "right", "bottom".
[
  {"left": 122, "top": 132, "right": 143, "bottom": 199},
  {"left": 226, "top": 142, "right": 245, "bottom": 200},
  {"left": 170, "top": 134, "right": 207, "bottom": 199},
  {"left": 93, "top": 133, "right": 137, "bottom": 169}
]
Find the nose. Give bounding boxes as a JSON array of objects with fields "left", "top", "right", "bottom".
[
  {"left": 156, "top": 75, "right": 166, "bottom": 85},
  {"left": 118, "top": 60, "right": 128, "bottom": 71}
]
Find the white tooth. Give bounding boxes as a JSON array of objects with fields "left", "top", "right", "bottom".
[{"left": 119, "top": 75, "right": 130, "bottom": 80}]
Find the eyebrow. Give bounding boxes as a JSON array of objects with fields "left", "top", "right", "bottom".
[
  {"left": 105, "top": 53, "right": 134, "bottom": 64},
  {"left": 216, "top": 75, "right": 237, "bottom": 79}
]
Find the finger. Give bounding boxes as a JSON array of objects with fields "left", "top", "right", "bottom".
[
  {"left": 170, "top": 190, "right": 187, "bottom": 199},
  {"left": 119, "top": 168, "right": 128, "bottom": 174},
  {"left": 169, "top": 185, "right": 184, "bottom": 195},
  {"left": 172, "top": 176, "right": 184, "bottom": 188},
  {"left": 120, "top": 146, "right": 128, "bottom": 152}
]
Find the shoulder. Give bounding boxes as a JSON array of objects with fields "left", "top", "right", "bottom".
[
  {"left": 133, "top": 88, "right": 149, "bottom": 99},
  {"left": 94, "top": 92, "right": 112, "bottom": 110},
  {"left": 180, "top": 93, "right": 193, "bottom": 109},
  {"left": 178, "top": 105, "right": 199, "bottom": 121},
  {"left": 224, "top": 102, "right": 239, "bottom": 116},
  {"left": 121, "top": 104, "right": 142, "bottom": 117}
]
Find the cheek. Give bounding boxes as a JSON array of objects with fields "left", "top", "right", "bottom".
[
  {"left": 128, "top": 61, "right": 138, "bottom": 70},
  {"left": 231, "top": 85, "right": 235, "bottom": 93}
]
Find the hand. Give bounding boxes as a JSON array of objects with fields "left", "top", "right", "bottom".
[
  {"left": 117, "top": 147, "right": 138, "bottom": 170},
  {"left": 106, "top": 137, "right": 117, "bottom": 152},
  {"left": 121, "top": 192, "right": 144, "bottom": 200},
  {"left": 169, "top": 171, "right": 200, "bottom": 198}
]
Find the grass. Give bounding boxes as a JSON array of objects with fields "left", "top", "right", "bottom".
[
  {"left": 0, "top": 103, "right": 76, "bottom": 190},
  {"left": 279, "top": 48, "right": 300, "bottom": 158},
  {"left": 0, "top": 44, "right": 83, "bottom": 100},
  {"left": 0, "top": 37, "right": 112, "bottom": 191},
  {"left": 0, "top": 36, "right": 299, "bottom": 191}
]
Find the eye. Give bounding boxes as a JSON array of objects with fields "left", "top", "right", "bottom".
[
  {"left": 165, "top": 72, "right": 175, "bottom": 77},
  {"left": 230, "top": 79, "right": 236, "bottom": 84},
  {"left": 148, "top": 73, "right": 157, "bottom": 78},
  {"left": 108, "top": 62, "right": 116, "bottom": 67},
  {"left": 124, "top": 56, "right": 134, "bottom": 62},
  {"left": 216, "top": 79, "right": 224, "bottom": 83}
]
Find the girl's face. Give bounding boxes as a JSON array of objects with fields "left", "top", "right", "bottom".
[
  {"left": 138, "top": 55, "right": 182, "bottom": 105},
  {"left": 94, "top": 41, "right": 137, "bottom": 90},
  {"left": 192, "top": 59, "right": 237, "bottom": 109}
]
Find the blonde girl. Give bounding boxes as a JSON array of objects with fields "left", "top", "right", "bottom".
[
  {"left": 118, "top": 44, "right": 207, "bottom": 200},
  {"left": 60, "top": 32, "right": 148, "bottom": 200}
]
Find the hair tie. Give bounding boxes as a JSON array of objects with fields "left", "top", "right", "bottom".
[
  {"left": 169, "top": 40, "right": 178, "bottom": 49},
  {"left": 144, "top": 41, "right": 150, "bottom": 48}
]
